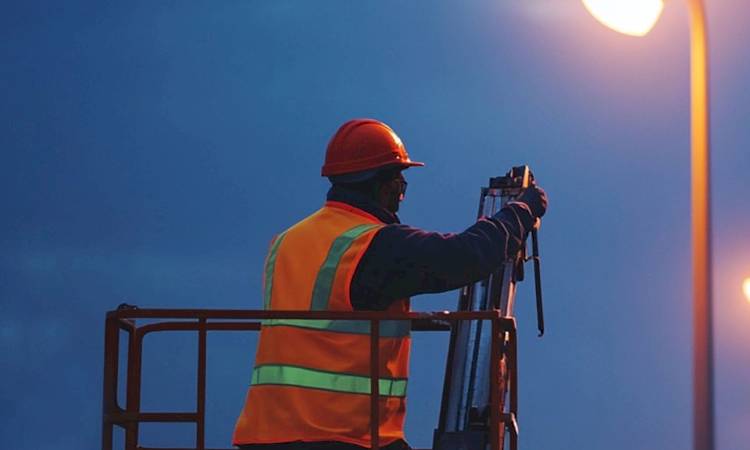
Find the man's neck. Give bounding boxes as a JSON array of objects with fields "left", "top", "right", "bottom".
[{"left": 326, "top": 184, "right": 400, "bottom": 225}]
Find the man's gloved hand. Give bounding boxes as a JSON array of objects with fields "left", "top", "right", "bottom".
[{"left": 514, "top": 184, "right": 548, "bottom": 218}]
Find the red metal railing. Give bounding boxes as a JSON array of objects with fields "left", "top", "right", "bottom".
[{"left": 102, "top": 308, "right": 517, "bottom": 450}]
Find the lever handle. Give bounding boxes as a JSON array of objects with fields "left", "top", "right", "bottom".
[{"left": 531, "top": 229, "right": 545, "bottom": 337}]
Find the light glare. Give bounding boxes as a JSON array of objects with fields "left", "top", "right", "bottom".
[
  {"left": 743, "top": 278, "right": 750, "bottom": 303},
  {"left": 582, "top": 0, "right": 665, "bottom": 37}
]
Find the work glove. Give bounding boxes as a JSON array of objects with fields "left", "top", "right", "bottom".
[{"left": 513, "top": 184, "right": 548, "bottom": 219}]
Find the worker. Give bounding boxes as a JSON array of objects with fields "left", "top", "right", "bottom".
[{"left": 233, "top": 119, "right": 548, "bottom": 450}]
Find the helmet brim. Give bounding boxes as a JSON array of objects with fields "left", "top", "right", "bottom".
[{"left": 327, "top": 161, "right": 424, "bottom": 183}]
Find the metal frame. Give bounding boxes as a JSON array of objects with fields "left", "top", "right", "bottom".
[{"left": 102, "top": 308, "right": 518, "bottom": 450}]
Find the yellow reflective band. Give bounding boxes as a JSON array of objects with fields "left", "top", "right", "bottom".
[
  {"left": 261, "top": 318, "right": 410, "bottom": 338},
  {"left": 251, "top": 364, "right": 408, "bottom": 397},
  {"left": 263, "top": 232, "right": 287, "bottom": 310},
  {"left": 309, "top": 223, "right": 380, "bottom": 311}
]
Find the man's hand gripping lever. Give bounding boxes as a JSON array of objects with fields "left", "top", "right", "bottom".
[{"left": 508, "top": 167, "right": 548, "bottom": 337}]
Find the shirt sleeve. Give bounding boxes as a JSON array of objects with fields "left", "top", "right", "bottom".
[{"left": 350, "top": 203, "right": 536, "bottom": 310}]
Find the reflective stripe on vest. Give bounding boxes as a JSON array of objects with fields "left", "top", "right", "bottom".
[
  {"left": 261, "top": 318, "right": 410, "bottom": 338},
  {"left": 310, "top": 223, "right": 381, "bottom": 310},
  {"left": 263, "top": 231, "right": 287, "bottom": 310},
  {"left": 251, "top": 364, "right": 408, "bottom": 398}
]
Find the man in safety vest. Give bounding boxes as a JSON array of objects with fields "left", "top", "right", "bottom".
[{"left": 233, "top": 119, "right": 548, "bottom": 450}]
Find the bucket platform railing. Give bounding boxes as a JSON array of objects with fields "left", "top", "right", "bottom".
[{"left": 102, "top": 307, "right": 518, "bottom": 450}]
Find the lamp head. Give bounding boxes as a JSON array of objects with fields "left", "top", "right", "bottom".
[{"left": 582, "top": 0, "right": 665, "bottom": 37}]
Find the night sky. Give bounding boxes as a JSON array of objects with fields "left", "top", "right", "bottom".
[{"left": 2, "top": 1, "right": 749, "bottom": 449}]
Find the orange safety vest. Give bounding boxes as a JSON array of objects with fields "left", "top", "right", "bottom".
[{"left": 233, "top": 201, "right": 411, "bottom": 447}]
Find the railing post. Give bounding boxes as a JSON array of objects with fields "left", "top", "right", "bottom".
[
  {"left": 489, "top": 316, "right": 501, "bottom": 450},
  {"left": 197, "top": 318, "right": 207, "bottom": 450},
  {"left": 102, "top": 316, "right": 119, "bottom": 450},
  {"left": 508, "top": 320, "right": 518, "bottom": 450},
  {"left": 125, "top": 329, "right": 144, "bottom": 450},
  {"left": 370, "top": 319, "right": 380, "bottom": 450}
]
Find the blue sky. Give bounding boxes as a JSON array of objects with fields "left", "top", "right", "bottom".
[{"left": 2, "top": 1, "right": 749, "bottom": 449}]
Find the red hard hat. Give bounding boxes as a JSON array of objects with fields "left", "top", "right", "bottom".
[{"left": 321, "top": 119, "right": 424, "bottom": 177}]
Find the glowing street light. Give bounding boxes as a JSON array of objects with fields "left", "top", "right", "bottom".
[
  {"left": 743, "top": 278, "right": 750, "bottom": 303},
  {"left": 582, "top": 0, "right": 665, "bottom": 36},
  {"left": 581, "top": 2, "right": 714, "bottom": 450}
]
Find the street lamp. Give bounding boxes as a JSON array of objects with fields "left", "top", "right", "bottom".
[
  {"left": 582, "top": 0, "right": 665, "bottom": 36},
  {"left": 743, "top": 278, "right": 750, "bottom": 303},
  {"left": 581, "top": 2, "right": 713, "bottom": 450}
]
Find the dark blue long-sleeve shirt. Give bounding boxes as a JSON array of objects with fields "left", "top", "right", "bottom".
[{"left": 325, "top": 186, "right": 535, "bottom": 310}]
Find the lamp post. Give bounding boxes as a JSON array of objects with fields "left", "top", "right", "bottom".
[{"left": 580, "top": 2, "right": 713, "bottom": 450}]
